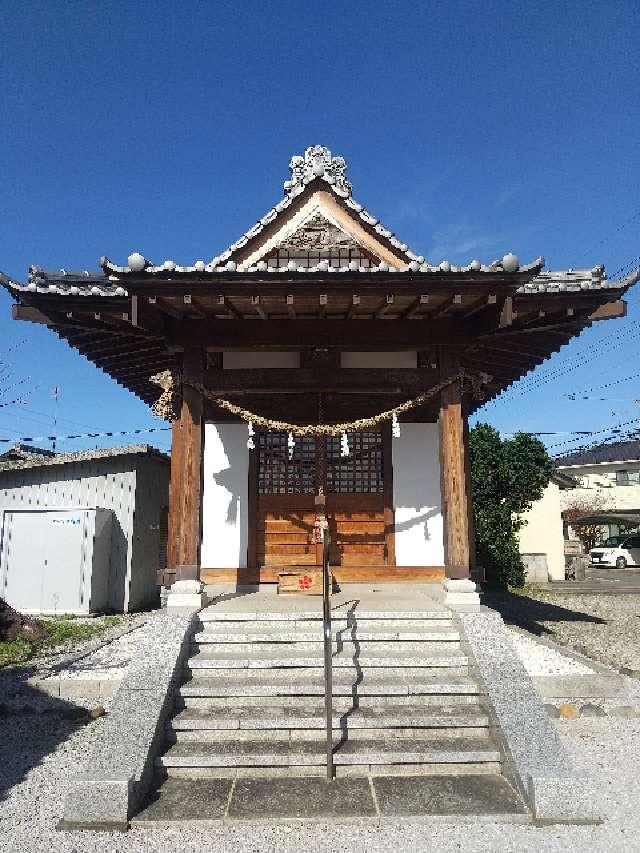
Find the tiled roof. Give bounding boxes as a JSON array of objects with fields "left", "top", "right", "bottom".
[
  {"left": 0, "top": 443, "right": 169, "bottom": 473},
  {"left": 556, "top": 439, "right": 640, "bottom": 468},
  {"left": 1, "top": 146, "right": 637, "bottom": 296}
]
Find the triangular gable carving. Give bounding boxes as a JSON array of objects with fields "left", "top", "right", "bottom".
[
  {"left": 280, "top": 213, "right": 362, "bottom": 252},
  {"left": 235, "top": 189, "right": 402, "bottom": 271},
  {"left": 211, "top": 146, "right": 423, "bottom": 272}
]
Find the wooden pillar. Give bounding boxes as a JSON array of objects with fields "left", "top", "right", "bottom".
[
  {"left": 168, "top": 346, "right": 205, "bottom": 582},
  {"left": 438, "top": 349, "right": 471, "bottom": 579}
]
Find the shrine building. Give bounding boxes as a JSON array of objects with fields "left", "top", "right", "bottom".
[{"left": 2, "top": 145, "right": 637, "bottom": 600}]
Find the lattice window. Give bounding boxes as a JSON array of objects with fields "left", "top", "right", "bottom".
[
  {"left": 257, "top": 432, "right": 316, "bottom": 495},
  {"left": 266, "top": 248, "right": 376, "bottom": 269},
  {"left": 327, "top": 431, "right": 384, "bottom": 494}
]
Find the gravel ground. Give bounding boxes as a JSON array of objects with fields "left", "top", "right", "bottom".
[
  {"left": 0, "top": 690, "right": 639, "bottom": 852},
  {"left": 487, "top": 591, "right": 640, "bottom": 674},
  {"left": 40, "top": 618, "right": 160, "bottom": 683},
  {"left": 506, "top": 629, "right": 595, "bottom": 677}
]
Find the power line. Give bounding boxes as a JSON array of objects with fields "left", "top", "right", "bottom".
[{"left": 0, "top": 426, "right": 171, "bottom": 445}]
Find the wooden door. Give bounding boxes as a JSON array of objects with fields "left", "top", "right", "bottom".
[{"left": 254, "top": 428, "right": 393, "bottom": 569}]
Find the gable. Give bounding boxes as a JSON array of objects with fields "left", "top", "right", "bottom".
[{"left": 211, "top": 145, "right": 422, "bottom": 272}]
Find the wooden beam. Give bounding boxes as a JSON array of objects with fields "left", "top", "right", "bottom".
[
  {"left": 286, "top": 294, "right": 296, "bottom": 319},
  {"left": 461, "top": 294, "right": 496, "bottom": 320},
  {"left": 432, "top": 294, "right": 462, "bottom": 320},
  {"left": 203, "top": 367, "right": 439, "bottom": 395},
  {"left": 201, "top": 566, "right": 445, "bottom": 584},
  {"left": 12, "top": 304, "right": 62, "bottom": 325},
  {"left": 499, "top": 295, "right": 514, "bottom": 328},
  {"left": 438, "top": 348, "right": 471, "bottom": 580},
  {"left": 589, "top": 300, "right": 626, "bottom": 322},
  {"left": 172, "top": 346, "right": 205, "bottom": 580},
  {"left": 401, "top": 294, "right": 429, "bottom": 320},
  {"left": 318, "top": 293, "right": 328, "bottom": 319},
  {"left": 345, "top": 294, "right": 360, "bottom": 320},
  {"left": 168, "top": 318, "right": 472, "bottom": 349},
  {"left": 167, "top": 419, "right": 183, "bottom": 573},
  {"left": 252, "top": 295, "right": 267, "bottom": 320},
  {"left": 374, "top": 294, "right": 395, "bottom": 319},
  {"left": 217, "top": 295, "right": 242, "bottom": 320}
]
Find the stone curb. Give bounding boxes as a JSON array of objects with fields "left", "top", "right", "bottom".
[
  {"left": 458, "top": 607, "right": 600, "bottom": 824},
  {"left": 60, "top": 609, "right": 198, "bottom": 831}
]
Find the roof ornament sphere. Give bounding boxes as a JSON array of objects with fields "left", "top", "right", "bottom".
[
  {"left": 127, "top": 252, "right": 146, "bottom": 272},
  {"left": 284, "top": 145, "right": 352, "bottom": 197},
  {"left": 469, "top": 259, "right": 482, "bottom": 271},
  {"left": 163, "top": 260, "right": 176, "bottom": 271},
  {"left": 194, "top": 260, "right": 206, "bottom": 272},
  {"left": 502, "top": 253, "right": 519, "bottom": 272},
  {"left": 439, "top": 260, "right": 451, "bottom": 272}
]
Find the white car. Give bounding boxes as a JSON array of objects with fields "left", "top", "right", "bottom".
[{"left": 590, "top": 535, "right": 640, "bottom": 569}]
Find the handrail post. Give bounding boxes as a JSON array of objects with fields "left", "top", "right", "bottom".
[{"left": 322, "top": 526, "right": 334, "bottom": 782}]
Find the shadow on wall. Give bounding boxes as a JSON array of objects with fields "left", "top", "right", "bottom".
[
  {"left": 203, "top": 425, "right": 248, "bottom": 567},
  {"left": 392, "top": 424, "right": 443, "bottom": 562},
  {"left": 108, "top": 516, "right": 128, "bottom": 613}
]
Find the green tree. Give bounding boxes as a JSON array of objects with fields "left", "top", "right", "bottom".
[{"left": 469, "top": 423, "right": 554, "bottom": 587}]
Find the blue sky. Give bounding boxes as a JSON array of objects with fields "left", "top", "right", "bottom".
[{"left": 1, "top": 0, "right": 639, "bottom": 456}]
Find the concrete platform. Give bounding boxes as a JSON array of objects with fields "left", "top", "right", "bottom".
[{"left": 203, "top": 583, "right": 451, "bottom": 617}]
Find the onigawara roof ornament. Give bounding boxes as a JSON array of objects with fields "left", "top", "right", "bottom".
[{"left": 284, "top": 145, "right": 352, "bottom": 198}]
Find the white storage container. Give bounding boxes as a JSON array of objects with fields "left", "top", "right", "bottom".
[{"left": 0, "top": 507, "right": 113, "bottom": 615}]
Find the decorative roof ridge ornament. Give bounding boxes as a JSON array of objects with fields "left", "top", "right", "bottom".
[{"left": 284, "top": 145, "right": 352, "bottom": 198}]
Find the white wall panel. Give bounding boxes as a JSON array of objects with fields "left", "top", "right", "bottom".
[
  {"left": 392, "top": 423, "right": 444, "bottom": 565},
  {"left": 201, "top": 423, "right": 249, "bottom": 568}
]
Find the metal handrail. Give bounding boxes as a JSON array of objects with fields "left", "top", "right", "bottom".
[{"left": 321, "top": 526, "right": 334, "bottom": 782}]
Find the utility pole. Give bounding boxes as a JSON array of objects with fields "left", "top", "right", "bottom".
[{"left": 51, "top": 386, "right": 60, "bottom": 452}]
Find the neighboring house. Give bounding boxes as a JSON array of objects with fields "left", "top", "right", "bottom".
[
  {"left": 0, "top": 444, "right": 169, "bottom": 613},
  {"left": 518, "top": 440, "right": 640, "bottom": 582},
  {"left": 557, "top": 439, "right": 640, "bottom": 537},
  {"left": 518, "top": 472, "right": 576, "bottom": 582}
]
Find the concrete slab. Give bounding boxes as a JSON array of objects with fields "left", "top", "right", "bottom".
[
  {"left": 227, "top": 777, "right": 377, "bottom": 819},
  {"left": 135, "top": 778, "right": 233, "bottom": 822},
  {"left": 203, "top": 583, "right": 449, "bottom": 617},
  {"left": 372, "top": 774, "right": 526, "bottom": 817}
]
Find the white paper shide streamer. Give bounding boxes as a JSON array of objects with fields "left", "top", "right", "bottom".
[
  {"left": 392, "top": 412, "right": 401, "bottom": 438},
  {"left": 340, "top": 431, "right": 350, "bottom": 457},
  {"left": 247, "top": 421, "right": 255, "bottom": 450}
]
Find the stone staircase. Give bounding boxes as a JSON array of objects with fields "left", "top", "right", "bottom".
[{"left": 157, "top": 606, "right": 502, "bottom": 779}]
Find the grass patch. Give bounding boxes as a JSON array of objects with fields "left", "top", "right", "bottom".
[{"left": 0, "top": 615, "right": 123, "bottom": 668}]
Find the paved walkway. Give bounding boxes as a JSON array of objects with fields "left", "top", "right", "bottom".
[{"left": 549, "top": 567, "right": 640, "bottom": 594}]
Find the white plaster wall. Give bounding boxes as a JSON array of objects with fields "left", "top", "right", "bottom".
[
  {"left": 392, "top": 423, "right": 444, "bottom": 565},
  {"left": 557, "top": 462, "right": 640, "bottom": 511},
  {"left": 201, "top": 423, "right": 249, "bottom": 568},
  {"left": 341, "top": 351, "right": 417, "bottom": 368},
  {"left": 518, "top": 482, "right": 566, "bottom": 581},
  {"left": 223, "top": 351, "right": 299, "bottom": 368}
]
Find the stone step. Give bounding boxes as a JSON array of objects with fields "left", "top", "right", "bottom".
[
  {"left": 168, "top": 704, "right": 491, "bottom": 732},
  {"left": 160, "top": 761, "right": 503, "bottom": 780},
  {"left": 190, "top": 640, "right": 462, "bottom": 658},
  {"left": 179, "top": 672, "right": 481, "bottom": 698},
  {"left": 185, "top": 649, "right": 468, "bottom": 670},
  {"left": 177, "top": 693, "right": 484, "bottom": 711},
  {"left": 198, "top": 610, "right": 452, "bottom": 624},
  {"left": 168, "top": 727, "right": 492, "bottom": 744},
  {"left": 192, "top": 627, "right": 461, "bottom": 644},
  {"left": 157, "top": 736, "right": 501, "bottom": 768}
]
